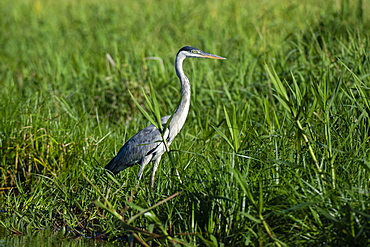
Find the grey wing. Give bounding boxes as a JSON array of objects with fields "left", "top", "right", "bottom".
[{"left": 105, "top": 116, "right": 171, "bottom": 174}]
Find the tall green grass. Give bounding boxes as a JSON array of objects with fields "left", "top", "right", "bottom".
[{"left": 1, "top": 0, "right": 370, "bottom": 245}]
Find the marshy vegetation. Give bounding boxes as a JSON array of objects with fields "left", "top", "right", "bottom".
[{"left": 1, "top": 0, "right": 370, "bottom": 245}]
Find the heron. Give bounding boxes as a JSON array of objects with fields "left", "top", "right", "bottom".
[{"left": 105, "top": 46, "right": 226, "bottom": 186}]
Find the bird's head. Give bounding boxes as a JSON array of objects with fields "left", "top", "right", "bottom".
[{"left": 177, "top": 46, "right": 226, "bottom": 60}]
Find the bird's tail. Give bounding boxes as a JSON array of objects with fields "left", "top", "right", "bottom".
[{"left": 105, "top": 157, "right": 125, "bottom": 175}]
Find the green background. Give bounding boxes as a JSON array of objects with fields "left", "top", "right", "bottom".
[{"left": 1, "top": 0, "right": 369, "bottom": 245}]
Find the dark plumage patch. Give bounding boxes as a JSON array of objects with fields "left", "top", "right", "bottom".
[{"left": 177, "top": 46, "right": 198, "bottom": 55}]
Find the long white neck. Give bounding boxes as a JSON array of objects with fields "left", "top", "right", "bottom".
[{"left": 167, "top": 53, "right": 191, "bottom": 143}]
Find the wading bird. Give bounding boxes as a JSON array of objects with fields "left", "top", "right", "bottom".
[{"left": 105, "top": 46, "right": 226, "bottom": 186}]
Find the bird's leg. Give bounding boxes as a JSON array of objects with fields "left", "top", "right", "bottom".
[
  {"left": 137, "top": 165, "right": 145, "bottom": 181},
  {"left": 137, "top": 156, "right": 151, "bottom": 181},
  {"left": 151, "top": 156, "right": 162, "bottom": 187}
]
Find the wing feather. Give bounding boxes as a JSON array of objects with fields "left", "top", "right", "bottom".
[{"left": 105, "top": 116, "right": 171, "bottom": 174}]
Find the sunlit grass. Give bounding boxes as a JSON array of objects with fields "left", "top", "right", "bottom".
[{"left": 1, "top": 0, "right": 370, "bottom": 245}]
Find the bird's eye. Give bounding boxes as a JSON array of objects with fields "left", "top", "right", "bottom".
[{"left": 191, "top": 50, "right": 200, "bottom": 54}]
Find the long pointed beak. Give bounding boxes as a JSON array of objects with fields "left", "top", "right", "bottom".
[{"left": 199, "top": 52, "right": 226, "bottom": 60}]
